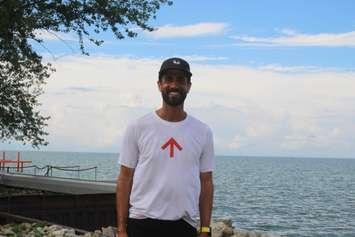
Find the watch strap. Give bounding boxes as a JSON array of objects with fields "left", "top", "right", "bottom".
[{"left": 200, "top": 226, "right": 211, "bottom": 233}]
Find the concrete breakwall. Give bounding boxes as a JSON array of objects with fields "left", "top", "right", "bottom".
[
  {"left": 1, "top": 173, "right": 282, "bottom": 236},
  {"left": 0, "top": 172, "right": 117, "bottom": 231},
  {"left": 0, "top": 172, "right": 116, "bottom": 194}
]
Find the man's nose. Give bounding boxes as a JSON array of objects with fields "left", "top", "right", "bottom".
[{"left": 168, "top": 78, "right": 180, "bottom": 88}]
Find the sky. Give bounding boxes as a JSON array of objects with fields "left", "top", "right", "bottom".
[{"left": 2, "top": 0, "right": 355, "bottom": 158}]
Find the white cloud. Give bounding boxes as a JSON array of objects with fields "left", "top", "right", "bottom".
[
  {"left": 276, "top": 28, "right": 298, "bottom": 36},
  {"left": 258, "top": 64, "right": 322, "bottom": 73},
  {"left": 147, "top": 22, "right": 228, "bottom": 38},
  {"left": 281, "top": 127, "right": 344, "bottom": 150},
  {"left": 233, "top": 30, "right": 355, "bottom": 47},
  {"left": 6, "top": 55, "right": 354, "bottom": 157}
]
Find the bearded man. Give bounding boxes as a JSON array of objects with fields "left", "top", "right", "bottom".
[{"left": 116, "top": 57, "right": 215, "bottom": 237}]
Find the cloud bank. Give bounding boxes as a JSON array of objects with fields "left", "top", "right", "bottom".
[
  {"left": 4, "top": 55, "right": 354, "bottom": 158},
  {"left": 233, "top": 30, "right": 355, "bottom": 47}
]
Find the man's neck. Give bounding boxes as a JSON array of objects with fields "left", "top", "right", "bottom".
[{"left": 156, "top": 104, "right": 187, "bottom": 122}]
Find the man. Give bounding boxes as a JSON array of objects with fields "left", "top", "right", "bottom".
[{"left": 116, "top": 57, "right": 214, "bottom": 237}]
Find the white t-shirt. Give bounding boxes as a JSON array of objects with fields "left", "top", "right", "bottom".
[{"left": 119, "top": 112, "right": 214, "bottom": 226}]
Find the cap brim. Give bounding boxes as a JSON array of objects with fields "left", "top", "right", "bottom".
[{"left": 159, "top": 68, "right": 192, "bottom": 76}]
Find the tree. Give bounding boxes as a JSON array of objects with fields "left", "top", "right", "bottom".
[{"left": 0, "top": 0, "right": 172, "bottom": 147}]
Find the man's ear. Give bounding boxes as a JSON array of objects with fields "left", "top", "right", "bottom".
[
  {"left": 157, "top": 80, "right": 162, "bottom": 92},
  {"left": 187, "top": 82, "right": 192, "bottom": 93}
]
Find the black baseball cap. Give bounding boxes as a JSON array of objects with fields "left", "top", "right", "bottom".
[{"left": 159, "top": 57, "right": 192, "bottom": 78}]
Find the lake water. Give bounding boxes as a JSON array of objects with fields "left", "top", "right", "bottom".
[{"left": 2, "top": 151, "right": 355, "bottom": 237}]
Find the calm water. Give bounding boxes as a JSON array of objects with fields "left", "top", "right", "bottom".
[{"left": 2, "top": 151, "right": 355, "bottom": 237}]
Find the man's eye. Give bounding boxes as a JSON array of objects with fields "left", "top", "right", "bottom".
[
  {"left": 165, "top": 77, "right": 173, "bottom": 82},
  {"left": 163, "top": 75, "right": 187, "bottom": 84}
]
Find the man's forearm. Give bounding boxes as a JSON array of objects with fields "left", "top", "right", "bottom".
[
  {"left": 116, "top": 174, "right": 133, "bottom": 232},
  {"left": 199, "top": 172, "right": 214, "bottom": 228}
]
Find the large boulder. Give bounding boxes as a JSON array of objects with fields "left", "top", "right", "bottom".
[
  {"left": 211, "top": 219, "right": 234, "bottom": 237},
  {"left": 211, "top": 219, "right": 281, "bottom": 237}
]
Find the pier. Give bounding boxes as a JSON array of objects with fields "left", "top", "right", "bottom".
[
  {"left": 0, "top": 152, "right": 117, "bottom": 231},
  {"left": 0, "top": 152, "right": 32, "bottom": 172}
]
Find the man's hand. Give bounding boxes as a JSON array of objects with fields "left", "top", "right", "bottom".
[
  {"left": 116, "top": 231, "right": 128, "bottom": 237},
  {"left": 199, "top": 172, "right": 213, "bottom": 237},
  {"left": 116, "top": 165, "right": 134, "bottom": 237},
  {"left": 198, "top": 233, "right": 209, "bottom": 237}
]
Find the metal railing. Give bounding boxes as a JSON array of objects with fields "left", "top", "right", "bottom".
[{"left": 3, "top": 165, "right": 98, "bottom": 181}]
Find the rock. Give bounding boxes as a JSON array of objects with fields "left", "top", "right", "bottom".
[
  {"left": 1, "top": 227, "right": 15, "bottom": 235},
  {"left": 220, "top": 219, "right": 233, "bottom": 227},
  {"left": 210, "top": 219, "right": 281, "bottom": 237},
  {"left": 211, "top": 221, "right": 224, "bottom": 237},
  {"left": 51, "top": 228, "right": 77, "bottom": 237},
  {"left": 36, "top": 226, "right": 45, "bottom": 232},
  {"left": 19, "top": 222, "right": 32, "bottom": 231},
  {"left": 83, "top": 233, "right": 93, "bottom": 237},
  {"left": 52, "top": 229, "right": 67, "bottom": 237},
  {"left": 64, "top": 228, "right": 77, "bottom": 237},
  {"left": 101, "top": 226, "right": 117, "bottom": 237},
  {"left": 224, "top": 226, "right": 234, "bottom": 236},
  {"left": 211, "top": 220, "right": 235, "bottom": 237},
  {"left": 233, "top": 229, "right": 248, "bottom": 237},
  {"left": 89, "top": 229, "right": 103, "bottom": 237},
  {"left": 48, "top": 224, "right": 62, "bottom": 232}
]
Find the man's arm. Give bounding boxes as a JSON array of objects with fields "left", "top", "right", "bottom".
[
  {"left": 199, "top": 171, "right": 214, "bottom": 237},
  {"left": 116, "top": 165, "right": 134, "bottom": 237}
]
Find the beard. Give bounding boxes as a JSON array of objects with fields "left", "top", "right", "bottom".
[{"left": 161, "top": 89, "right": 187, "bottom": 106}]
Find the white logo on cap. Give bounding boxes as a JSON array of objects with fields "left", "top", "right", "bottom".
[{"left": 172, "top": 59, "right": 181, "bottom": 65}]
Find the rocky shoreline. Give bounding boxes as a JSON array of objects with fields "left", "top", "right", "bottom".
[
  {"left": 0, "top": 220, "right": 281, "bottom": 237},
  {"left": 211, "top": 219, "right": 281, "bottom": 237},
  {"left": 1, "top": 185, "right": 281, "bottom": 236}
]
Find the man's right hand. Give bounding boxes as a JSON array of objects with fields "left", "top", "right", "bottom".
[
  {"left": 116, "top": 165, "right": 134, "bottom": 237},
  {"left": 117, "top": 231, "right": 128, "bottom": 237}
]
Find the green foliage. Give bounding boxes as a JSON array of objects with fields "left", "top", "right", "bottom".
[{"left": 0, "top": 0, "right": 171, "bottom": 147}]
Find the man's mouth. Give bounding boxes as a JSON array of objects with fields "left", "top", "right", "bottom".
[{"left": 168, "top": 91, "right": 181, "bottom": 96}]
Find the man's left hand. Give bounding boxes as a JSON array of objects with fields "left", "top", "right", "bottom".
[{"left": 198, "top": 233, "right": 209, "bottom": 237}]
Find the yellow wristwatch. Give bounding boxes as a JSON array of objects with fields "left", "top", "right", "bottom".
[{"left": 200, "top": 226, "right": 211, "bottom": 236}]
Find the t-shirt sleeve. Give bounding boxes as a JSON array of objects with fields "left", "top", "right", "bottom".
[
  {"left": 200, "top": 127, "right": 215, "bottom": 172},
  {"left": 119, "top": 123, "right": 139, "bottom": 168}
]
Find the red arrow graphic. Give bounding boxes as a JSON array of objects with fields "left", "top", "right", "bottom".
[{"left": 161, "top": 137, "right": 183, "bottom": 158}]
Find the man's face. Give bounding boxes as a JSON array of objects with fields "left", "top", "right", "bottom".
[{"left": 158, "top": 69, "right": 191, "bottom": 107}]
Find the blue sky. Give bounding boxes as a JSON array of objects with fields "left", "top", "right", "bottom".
[{"left": 2, "top": 0, "right": 355, "bottom": 158}]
